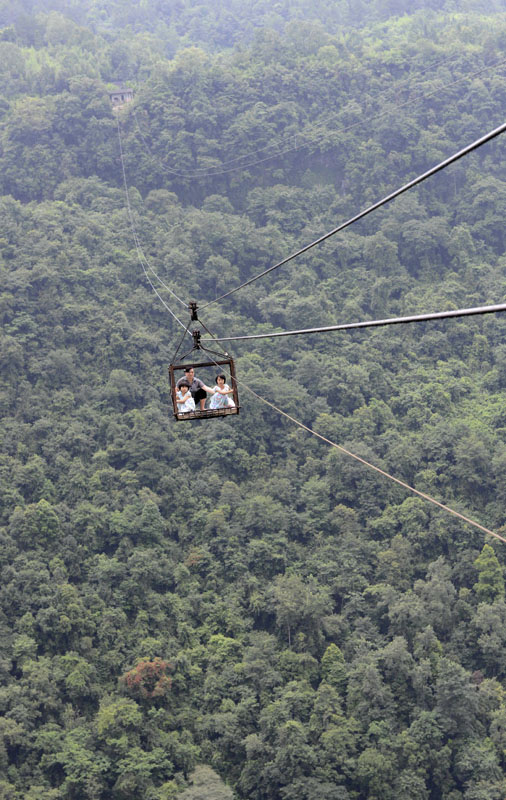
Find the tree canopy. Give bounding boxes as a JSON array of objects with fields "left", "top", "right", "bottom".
[{"left": 1, "top": 0, "right": 506, "bottom": 798}]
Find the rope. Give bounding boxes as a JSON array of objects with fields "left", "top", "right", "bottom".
[
  {"left": 133, "top": 55, "right": 506, "bottom": 180},
  {"left": 200, "top": 120, "right": 506, "bottom": 310},
  {"left": 198, "top": 346, "right": 505, "bottom": 544},
  {"left": 201, "top": 318, "right": 506, "bottom": 546},
  {"left": 233, "top": 374, "right": 506, "bottom": 545},
  {"left": 116, "top": 116, "right": 190, "bottom": 330},
  {"left": 136, "top": 52, "right": 464, "bottom": 174},
  {"left": 171, "top": 318, "right": 193, "bottom": 364},
  {"left": 202, "top": 302, "right": 506, "bottom": 343},
  {"left": 142, "top": 262, "right": 188, "bottom": 309}
]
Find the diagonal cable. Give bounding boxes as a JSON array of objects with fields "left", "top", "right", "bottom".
[
  {"left": 134, "top": 55, "right": 506, "bottom": 180},
  {"left": 202, "top": 302, "right": 506, "bottom": 343},
  {"left": 240, "top": 380, "right": 506, "bottom": 544},
  {"left": 201, "top": 351, "right": 506, "bottom": 546},
  {"left": 200, "top": 120, "right": 506, "bottom": 310},
  {"left": 116, "top": 116, "right": 189, "bottom": 329}
]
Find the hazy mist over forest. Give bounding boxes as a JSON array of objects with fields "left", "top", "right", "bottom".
[{"left": 1, "top": 1, "right": 506, "bottom": 798}]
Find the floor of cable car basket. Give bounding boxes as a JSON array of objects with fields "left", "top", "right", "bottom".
[{"left": 175, "top": 406, "right": 239, "bottom": 420}]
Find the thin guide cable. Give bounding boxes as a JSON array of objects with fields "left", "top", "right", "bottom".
[
  {"left": 116, "top": 116, "right": 189, "bottom": 329},
  {"left": 200, "top": 349, "right": 505, "bottom": 544},
  {"left": 231, "top": 371, "right": 506, "bottom": 545},
  {"left": 134, "top": 55, "right": 506, "bottom": 180}
]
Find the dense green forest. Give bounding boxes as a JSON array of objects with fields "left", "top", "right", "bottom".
[{"left": 2, "top": 0, "right": 506, "bottom": 798}]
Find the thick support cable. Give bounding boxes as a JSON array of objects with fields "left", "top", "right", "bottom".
[
  {"left": 201, "top": 120, "right": 506, "bottom": 310},
  {"left": 202, "top": 302, "right": 506, "bottom": 343}
]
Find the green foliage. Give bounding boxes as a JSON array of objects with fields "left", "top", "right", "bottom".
[
  {"left": 474, "top": 544, "right": 505, "bottom": 602},
  {"left": 320, "top": 644, "right": 347, "bottom": 693},
  {"left": 179, "top": 765, "right": 234, "bottom": 799},
  {"left": 1, "top": 1, "right": 506, "bottom": 798}
]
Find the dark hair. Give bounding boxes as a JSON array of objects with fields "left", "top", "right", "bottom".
[
  {"left": 178, "top": 379, "right": 190, "bottom": 388},
  {"left": 216, "top": 373, "right": 226, "bottom": 382},
  {"left": 184, "top": 367, "right": 193, "bottom": 373}
]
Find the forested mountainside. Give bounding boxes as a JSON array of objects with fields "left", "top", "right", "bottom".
[{"left": 2, "top": 1, "right": 506, "bottom": 798}]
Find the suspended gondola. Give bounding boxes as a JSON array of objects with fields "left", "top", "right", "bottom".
[
  {"left": 168, "top": 303, "right": 240, "bottom": 421},
  {"left": 117, "top": 107, "right": 506, "bottom": 542}
]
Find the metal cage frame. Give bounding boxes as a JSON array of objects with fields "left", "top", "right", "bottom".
[{"left": 169, "top": 357, "right": 240, "bottom": 420}]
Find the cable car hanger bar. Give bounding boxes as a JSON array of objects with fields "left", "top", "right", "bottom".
[
  {"left": 173, "top": 301, "right": 234, "bottom": 360},
  {"left": 202, "top": 302, "right": 506, "bottom": 343},
  {"left": 200, "top": 120, "right": 506, "bottom": 310}
]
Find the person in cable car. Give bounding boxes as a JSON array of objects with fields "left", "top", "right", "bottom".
[
  {"left": 209, "top": 373, "right": 235, "bottom": 409},
  {"left": 175, "top": 380, "right": 196, "bottom": 413},
  {"left": 176, "top": 366, "right": 215, "bottom": 411}
]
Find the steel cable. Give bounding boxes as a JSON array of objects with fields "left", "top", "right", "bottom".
[
  {"left": 116, "top": 116, "right": 190, "bottom": 329},
  {"left": 202, "top": 302, "right": 506, "bottom": 343},
  {"left": 200, "top": 349, "right": 506, "bottom": 545},
  {"left": 201, "top": 120, "right": 506, "bottom": 310}
]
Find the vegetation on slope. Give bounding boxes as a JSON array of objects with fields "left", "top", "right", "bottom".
[{"left": 1, "top": 1, "right": 506, "bottom": 798}]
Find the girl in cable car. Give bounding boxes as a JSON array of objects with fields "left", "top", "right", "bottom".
[
  {"left": 209, "top": 373, "right": 235, "bottom": 409},
  {"left": 175, "top": 380, "right": 196, "bottom": 413}
]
